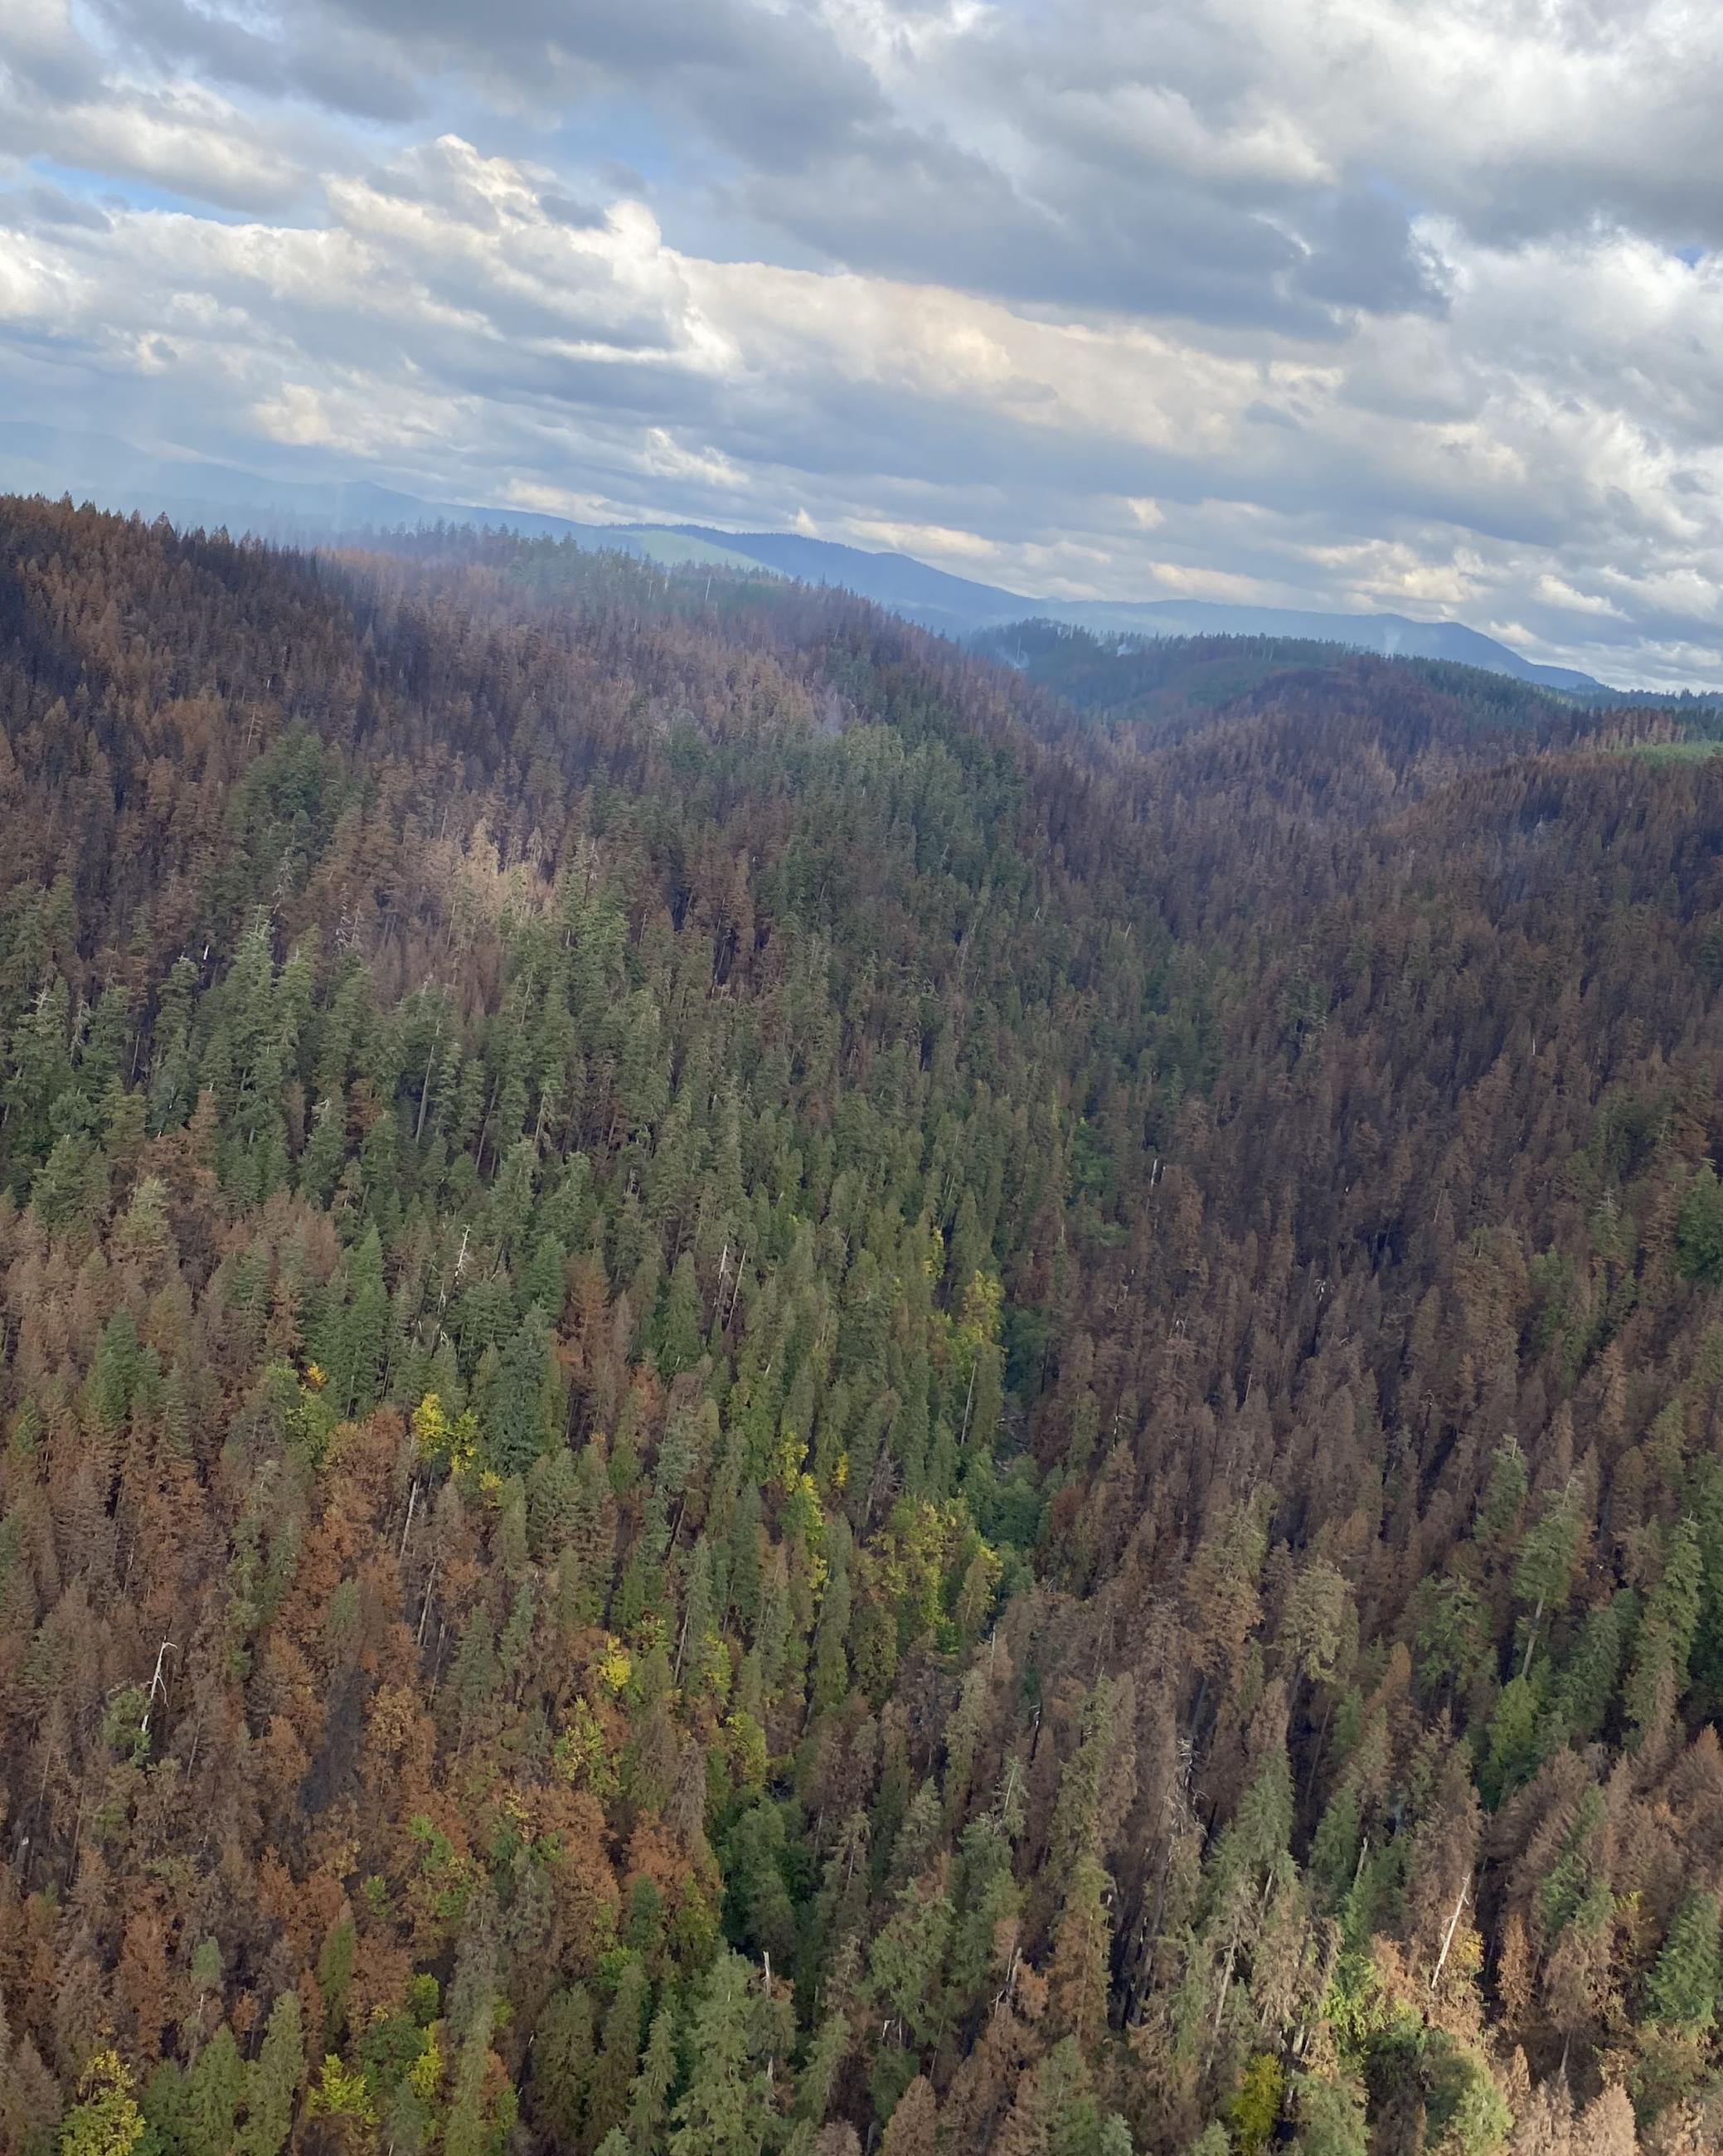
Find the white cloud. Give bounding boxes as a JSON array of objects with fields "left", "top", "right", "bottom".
[
  {"left": 252, "top": 383, "right": 342, "bottom": 447},
  {"left": 0, "top": 7, "right": 323, "bottom": 212},
  {"left": 12, "top": 83, "right": 306, "bottom": 209},
  {"left": 844, "top": 516, "right": 999, "bottom": 559}
]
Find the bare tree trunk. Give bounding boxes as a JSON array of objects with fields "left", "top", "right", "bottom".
[{"left": 1430, "top": 1879, "right": 1470, "bottom": 1991}]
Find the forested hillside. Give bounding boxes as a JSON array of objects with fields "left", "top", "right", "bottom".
[
  {"left": 2, "top": 501, "right": 1723, "bottom": 2156},
  {"left": 973, "top": 621, "right": 1615, "bottom": 747}
]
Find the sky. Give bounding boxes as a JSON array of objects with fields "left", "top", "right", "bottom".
[{"left": 2, "top": 0, "right": 1723, "bottom": 685}]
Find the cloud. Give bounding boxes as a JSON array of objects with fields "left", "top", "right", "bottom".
[
  {"left": 0, "top": 0, "right": 1721, "bottom": 681},
  {"left": 2, "top": 81, "right": 308, "bottom": 211},
  {"left": 0, "top": 3, "right": 325, "bottom": 212}
]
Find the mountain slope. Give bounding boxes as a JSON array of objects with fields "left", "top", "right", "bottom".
[
  {"left": 656, "top": 523, "right": 1032, "bottom": 631},
  {"left": 975, "top": 617, "right": 1605, "bottom": 743},
  {"left": 2, "top": 502, "right": 1723, "bottom": 2154},
  {"left": 627, "top": 522, "right": 1604, "bottom": 688},
  {"left": 1031, "top": 595, "right": 1604, "bottom": 690}
]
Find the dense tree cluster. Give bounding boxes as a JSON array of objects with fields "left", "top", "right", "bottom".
[{"left": 2, "top": 499, "right": 1723, "bottom": 2155}]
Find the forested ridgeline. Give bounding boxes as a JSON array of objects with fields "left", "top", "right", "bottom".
[
  {"left": 1, "top": 498, "right": 1723, "bottom": 2156},
  {"left": 977, "top": 617, "right": 1707, "bottom": 763}
]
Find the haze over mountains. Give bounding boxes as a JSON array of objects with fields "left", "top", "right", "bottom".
[{"left": 0, "top": 422, "right": 1607, "bottom": 694}]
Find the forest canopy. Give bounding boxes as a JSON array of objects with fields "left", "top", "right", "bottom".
[{"left": 1, "top": 500, "right": 1722, "bottom": 2156}]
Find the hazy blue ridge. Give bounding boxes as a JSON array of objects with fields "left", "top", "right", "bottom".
[{"left": 0, "top": 420, "right": 1606, "bottom": 692}]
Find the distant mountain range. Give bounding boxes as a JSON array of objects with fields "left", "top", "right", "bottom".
[{"left": 0, "top": 421, "right": 1607, "bottom": 693}]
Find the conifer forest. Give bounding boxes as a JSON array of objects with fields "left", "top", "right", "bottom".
[{"left": 7, "top": 496, "right": 1723, "bottom": 2156}]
